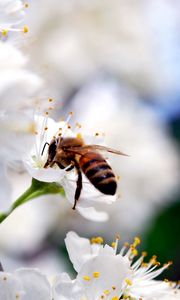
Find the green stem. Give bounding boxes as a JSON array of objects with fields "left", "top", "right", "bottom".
[{"left": 0, "top": 178, "right": 65, "bottom": 224}]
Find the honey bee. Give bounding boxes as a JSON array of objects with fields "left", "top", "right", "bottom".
[{"left": 43, "top": 136, "right": 128, "bottom": 209}]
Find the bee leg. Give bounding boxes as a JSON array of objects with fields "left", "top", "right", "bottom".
[{"left": 72, "top": 166, "right": 82, "bottom": 210}]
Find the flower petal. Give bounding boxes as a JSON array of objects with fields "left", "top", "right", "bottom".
[
  {"left": 0, "top": 271, "right": 24, "bottom": 300},
  {"left": 15, "top": 268, "right": 52, "bottom": 300},
  {"left": 77, "top": 255, "right": 130, "bottom": 299},
  {"left": 24, "top": 160, "right": 66, "bottom": 182},
  {"left": 65, "top": 232, "right": 92, "bottom": 272},
  {"left": 77, "top": 206, "right": 108, "bottom": 221}
]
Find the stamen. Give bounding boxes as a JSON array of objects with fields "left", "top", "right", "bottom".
[
  {"left": 1, "top": 29, "right": 8, "bottom": 36},
  {"left": 91, "top": 237, "right": 104, "bottom": 244},
  {"left": 23, "top": 25, "right": 29, "bottom": 33},
  {"left": 24, "top": 2, "right": 29, "bottom": 8},
  {"left": 125, "top": 278, "right": 132, "bottom": 286},
  {"left": 93, "top": 271, "right": 100, "bottom": 278},
  {"left": 103, "top": 290, "right": 110, "bottom": 295},
  {"left": 111, "top": 297, "right": 119, "bottom": 300},
  {"left": 83, "top": 276, "right": 91, "bottom": 281}
]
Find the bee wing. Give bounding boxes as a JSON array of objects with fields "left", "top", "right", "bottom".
[{"left": 64, "top": 144, "right": 129, "bottom": 156}]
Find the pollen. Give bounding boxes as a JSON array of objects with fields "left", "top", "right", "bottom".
[
  {"left": 91, "top": 236, "right": 104, "bottom": 244},
  {"left": 103, "top": 290, "right": 110, "bottom": 295},
  {"left": 48, "top": 98, "right": 54, "bottom": 102},
  {"left": 125, "top": 278, "right": 132, "bottom": 286},
  {"left": 112, "top": 286, "right": 116, "bottom": 290},
  {"left": 24, "top": 2, "right": 29, "bottom": 7},
  {"left": 93, "top": 271, "right": 100, "bottom": 278},
  {"left": 83, "top": 276, "right": 91, "bottom": 281},
  {"left": 111, "top": 297, "right": 119, "bottom": 300},
  {"left": 23, "top": 25, "right": 29, "bottom": 33}
]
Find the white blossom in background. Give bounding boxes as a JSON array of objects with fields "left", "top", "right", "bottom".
[
  {"left": 0, "top": 268, "right": 51, "bottom": 300},
  {"left": 0, "top": 0, "right": 27, "bottom": 36},
  {"left": 0, "top": 42, "right": 43, "bottom": 210},
  {"left": 53, "top": 231, "right": 178, "bottom": 300},
  {"left": 25, "top": 0, "right": 180, "bottom": 101},
  {"left": 24, "top": 114, "right": 116, "bottom": 221},
  {"left": 53, "top": 80, "right": 179, "bottom": 240}
]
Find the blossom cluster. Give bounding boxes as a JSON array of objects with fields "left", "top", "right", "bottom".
[{"left": 0, "top": 232, "right": 179, "bottom": 300}]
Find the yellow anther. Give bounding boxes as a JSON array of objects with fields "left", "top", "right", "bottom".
[
  {"left": 116, "top": 175, "right": 121, "bottom": 180},
  {"left": 164, "top": 279, "right": 169, "bottom": 282},
  {"left": 69, "top": 111, "right": 74, "bottom": 115},
  {"left": 95, "top": 132, "right": 99, "bottom": 136},
  {"left": 45, "top": 111, "right": 49, "bottom": 115},
  {"left": 116, "top": 234, "right": 120, "bottom": 240},
  {"left": 112, "top": 297, "right": 119, "bottom": 300},
  {"left": 2, "top": 29, "right": 8, "bottom": 36},
  {"left": 83, "top": 276, "right": 91, "bottom": 281},
  {"left": 15, "top": 294, "right": 20, "bottom": 299},
  {"left": 141, "top": 262, "right": 148, "bottom": 268},
  {"left": 76, "top": 133, "right": 83, "bottom": 139},
  {"left": 44, "top": 127, "right": 48, "bottom": 131},
  {"left": 125, "top": 278, "right": 133, "bottom": 286},
  {"left": 132, "top": 248, "right": 138, "bottom": 256},
  {"left": 111, "top": 242, "right": 116, "bottom": 248},
  {"left": 112, "top": 286, "right": 116, "bottom": 290},
  {"left": 103, "top": 290, "right": 110, "bottom": 295},
  {"left": 67, "top": 124, "right": 71, "bottom": 129},
  {"left": 133, "top": 236, "right": 141, "bottom": 247},
  {"left": 76, "top": 122, "right": 82, "bottom": 128},
  {"left": 24, "top": 2, "right": 29, "bottom": 7},
  {"left": 93, "top": 271, "right": 100, "bottom": 278},
  {"left": 48, "top": 98, "right": 54, "bottom": 102},
  {"left": 101, "top": 296, "right": 105, "bottom": 299},
  {"left": 124, "top": 242, "right": 129, "bottom": 248},
  {"left": 23, "top": 25, "right": 29, "bottom": 33},
  {"left": 142, "top": 251, "right": 147, "bottom": 257},
  {"left": 91, "top": 236, "right": 104, "bottom": 244}
]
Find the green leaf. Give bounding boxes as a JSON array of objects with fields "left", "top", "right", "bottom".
[{"left": 0, "top": 178, "right": 65, "bottom": 224}]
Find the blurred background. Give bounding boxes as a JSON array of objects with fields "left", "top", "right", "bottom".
[{"left": 0, "top": 0, "right": 180, "bottom": 281}]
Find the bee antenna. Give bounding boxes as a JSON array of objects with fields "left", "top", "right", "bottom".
[{"left": 41, "top": 142, "right": 50, "bottom": 156}]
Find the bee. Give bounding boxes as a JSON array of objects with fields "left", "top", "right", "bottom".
[{"left": 43, "top": 136, "right": 128, "bottom": 209}]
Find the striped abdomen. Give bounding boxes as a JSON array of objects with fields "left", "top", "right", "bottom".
[{"left": 79, "top": 152, "right": 117, "bottom": 195}]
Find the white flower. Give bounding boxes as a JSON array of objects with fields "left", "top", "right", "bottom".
[
  {"left": 26, "top": 0, "right": 180, "bottom": 99},
  {"left": 0, "top": 0, "right": 27, "bottom": 36},
  {"left": 0, "top": 42, "right": 42, "bottom": 210},
  {"left": 0, "top": 268, "right": 51, "bottom": 300},
  {"left": 0, "top": 42, "right": 42, "bottom": 111},
  {"left": 24, "top": 114, "right": 117, "bottom": 221},
  {"left": 55, "top": 231, "right": 178, "bottom": 300}
]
